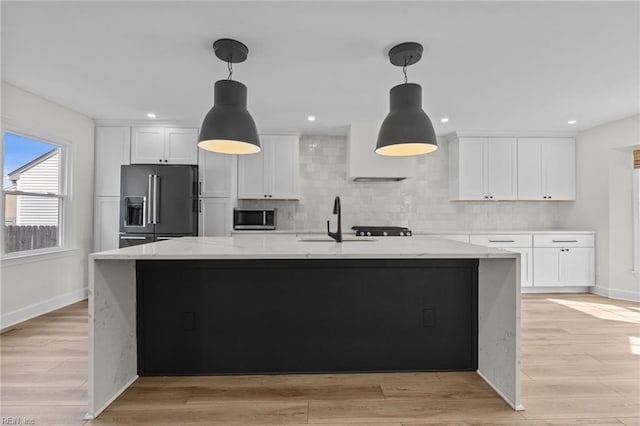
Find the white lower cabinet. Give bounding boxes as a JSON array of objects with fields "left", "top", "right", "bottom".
[
  {"left": 465, "top": 232, "right": 594, "bottom": 289},
  {"left": 94, "top": 196, "right": 120, "bottom": 252},
  {"left": 198, "top": 198, "right": 232, "bottom": 237},
  {"left": 533, "top": 246, "right": 595, "bottom": 286},
  {"left": 532, "top": 234, "right": 595, "bottom": 287},
  {"left": 507, "top": 247, "right": 533, "bottom": 288},
  {"left": 469, "top": 234, "right": 533, "bottom": 287}
]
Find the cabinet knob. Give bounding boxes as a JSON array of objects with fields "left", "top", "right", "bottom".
[
  {"left": 269, "top": 194, "right": 272, "bottom": 198},
  {"left": 489, "top": 196, "right": 493, "bottom": 199},
  {"left": 484, "top": 196, "right": 488, "bottom": 199},
  {"left": 158, "top": 159, "right": 162, "bottom": 162},
  {"left": 548, "top": 196, "right": 552, "bottom": 199}
]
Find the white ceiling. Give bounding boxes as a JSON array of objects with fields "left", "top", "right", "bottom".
[{"left": 2, "top": 1, "right": 638, "bottom": 136}]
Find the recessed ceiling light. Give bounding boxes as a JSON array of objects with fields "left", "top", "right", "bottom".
[
  {"left": 307, "top": 115, "right": 316, "bottom": 122},
  {"left": 567, "top": 119, "right": 577, "bottom": 125},
  {"left": 440, "top": 117, "right": 449, "bottom": 123},
  {"left": 146, "top": 113, "right": 156, "bottom": 118}
]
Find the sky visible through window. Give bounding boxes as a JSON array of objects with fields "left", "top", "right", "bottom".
[{"left": 3, "top": 133, "right": 56, "bottom": 189}]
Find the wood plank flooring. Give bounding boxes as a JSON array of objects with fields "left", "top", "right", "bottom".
[{"left": 1, "top": 293, "right": 638, "bottom": 425}]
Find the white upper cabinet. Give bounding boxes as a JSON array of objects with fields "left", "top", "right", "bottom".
[
  {"left": 131, "top": 127, "right": 198, "bottom": 165},
  {"left": 198, "top": 150, "right": 236, "bottom": 198},
  {"left": 238, "top": 135, "right": 299, "bottom": 200},
  {"left": 130, "top": 127, "right": 164, "bottom": 164},
  {"left": 95, "top": 127, "right": 131, "bottom": 197},
  {"left": 165, "top": 128, "right": 199, "bottom": 165},
  {"left": 449, "top": 137, "right": 517, "bottom": 200},
  {"left": 517, "top": 138, "right": 575, "bottom": 200}
]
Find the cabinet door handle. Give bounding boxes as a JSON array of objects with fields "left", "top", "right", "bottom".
[
  {"left": 489, "top": 239, "right": 515, "bottom": 243},
  {"left": 199, "top": 199, "right": 202, "bottom": 213},
  {"left": 199, "top": 182, "right": 202, "bottom": 195},
  {"left": 120, "top": 236, "right": 147, "bottom": 240},
  {"left": 552, "top": 240, "right": 578, "bottom": 243}
]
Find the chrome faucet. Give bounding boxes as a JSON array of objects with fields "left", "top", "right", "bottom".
[{"left": 327, "top": 196, "right": 342, "bottom": 242}]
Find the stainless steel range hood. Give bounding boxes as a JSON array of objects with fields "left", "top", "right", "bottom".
[{"left": 347, "top": 124, "right": 416, "bottom": 181}]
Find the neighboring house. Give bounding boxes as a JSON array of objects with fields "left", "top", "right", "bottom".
[
  {"left": 4, "top": 183, "right": 17, "bottom": 225},
  {"left": 6, "top": 148, "right": 60, "bottom": 226}
]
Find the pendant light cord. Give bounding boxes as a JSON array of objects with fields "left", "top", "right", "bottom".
[
  {"left": 227, "top": 56, "right": 233, "bottom": 80},
  {"left": 402, "top": 55, "right": 413, "bottom": 84}
]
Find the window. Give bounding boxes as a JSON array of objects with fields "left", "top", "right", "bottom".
[{"left": 2, "top": 132, "right": 65, "bottom": 254}]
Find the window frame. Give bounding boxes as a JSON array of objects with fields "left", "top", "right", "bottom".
[
  {"left": 1, "top": 122, "right": 72, "bottom": 259},
  {"left": 634, "top": 168, "right": 640, "bottom": 275}
]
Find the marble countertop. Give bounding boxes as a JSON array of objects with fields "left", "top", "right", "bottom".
[
  {"left": 231, "top": 229, "right": 595, "bottom": 235},
  {"left": 91, "top": 235, "right": 518, "bottom": 260},
  {"left": 414, "top": 230, "right": 596, "bottom": 235}
]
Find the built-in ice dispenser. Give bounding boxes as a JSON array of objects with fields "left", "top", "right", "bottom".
[{"left": 124, "top": 196, "right": 146, "bottom": 227}]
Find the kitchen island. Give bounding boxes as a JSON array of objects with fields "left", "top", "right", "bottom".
[{"left": 87, "top": 235, "right": 522, "bottom": 418}]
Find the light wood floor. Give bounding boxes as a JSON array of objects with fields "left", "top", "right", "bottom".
[{"left": 1, "top": 293, "right": 638, "bottom": 425}]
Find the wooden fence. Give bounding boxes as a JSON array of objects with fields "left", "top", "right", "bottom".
[{"left": 4, "top": 225, "right": 58, "bottom": 253}]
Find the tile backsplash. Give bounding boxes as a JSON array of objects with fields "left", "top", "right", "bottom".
[{"left": 238, "top": 135, "right": 561, "bottom": 232}]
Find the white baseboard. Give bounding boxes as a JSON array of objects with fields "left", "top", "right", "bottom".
[
  {"left": 522, "top": 286, "right": 591, "bottom": 294},
  {"left": 590, "top": 285, "right": 640, "bottom": 302},
  {"left": 1, "top": 287, "right": 88, "bottom": 329}
]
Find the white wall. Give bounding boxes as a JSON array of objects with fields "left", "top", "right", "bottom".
[
  {"left": 1, "top": 81, "right": 95, "bottom": 327},
  {"left": 560, "top": 114, "right": 640, "bottom": 301}
]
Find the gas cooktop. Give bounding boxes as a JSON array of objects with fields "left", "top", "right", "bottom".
[{"left": 352, "top": 226, "right": 412, "bottom": 237}]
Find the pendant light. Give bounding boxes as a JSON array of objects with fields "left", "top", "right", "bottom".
[
  {"left": 198, "top": 39, "right": 260, "bottom": 155},
  {"left": 376, "top": 42, "right": 438, "bottom": 156}
]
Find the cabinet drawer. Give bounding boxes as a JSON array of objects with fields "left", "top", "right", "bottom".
[
  {"left": 469, "top": 234, "right": 532, "bottom": 247},
  {"left": 534, "top": 234, "right": 594, "bottom": 248}
]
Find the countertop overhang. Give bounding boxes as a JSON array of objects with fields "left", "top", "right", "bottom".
[{"left": 91, "top": 235, "right": 520, "bottom": 260}]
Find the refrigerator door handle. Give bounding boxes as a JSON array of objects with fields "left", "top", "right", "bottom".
[
  {"left": 153, "top": 174, "right": 159, "bottom": 224},
  {"left": 147, "top": 174, "right": 153, "bottom": 224}
]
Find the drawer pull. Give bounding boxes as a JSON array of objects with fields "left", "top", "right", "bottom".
[
  {"left": 552, "top": 240, "right": 578, "bottom": 243},
  {"left": 489, "top": 239, "right": 515, "bottom": 243}
]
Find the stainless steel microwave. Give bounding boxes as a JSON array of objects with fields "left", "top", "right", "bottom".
[{"left": 233, "top": 209, "right": 277, "bottom": 230}]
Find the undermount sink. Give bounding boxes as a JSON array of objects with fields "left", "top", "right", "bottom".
[{"left": 297, "top": 236, "right": 377, "bottom": 242}]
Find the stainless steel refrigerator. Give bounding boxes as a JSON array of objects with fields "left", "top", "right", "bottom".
[{"left": 119, "top": 165, "right": 198, "bottom": 247}]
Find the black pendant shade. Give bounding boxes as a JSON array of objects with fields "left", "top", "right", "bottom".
[
  {"left": 198, "top": 38, "right": 260, "bottom": 155},
  {"left": 376, "top": 83, "right": 438, "bottom": 156},
  {"left": 376, "top": 41, "right": 438, "bottom": 157},
  {"left": 198, "top": 80, "right": 260, "bottom": 154}
]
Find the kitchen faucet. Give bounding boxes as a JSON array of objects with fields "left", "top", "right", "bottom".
[{"left": 327, "top": 196, "right": 342, "bottom": 242}]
